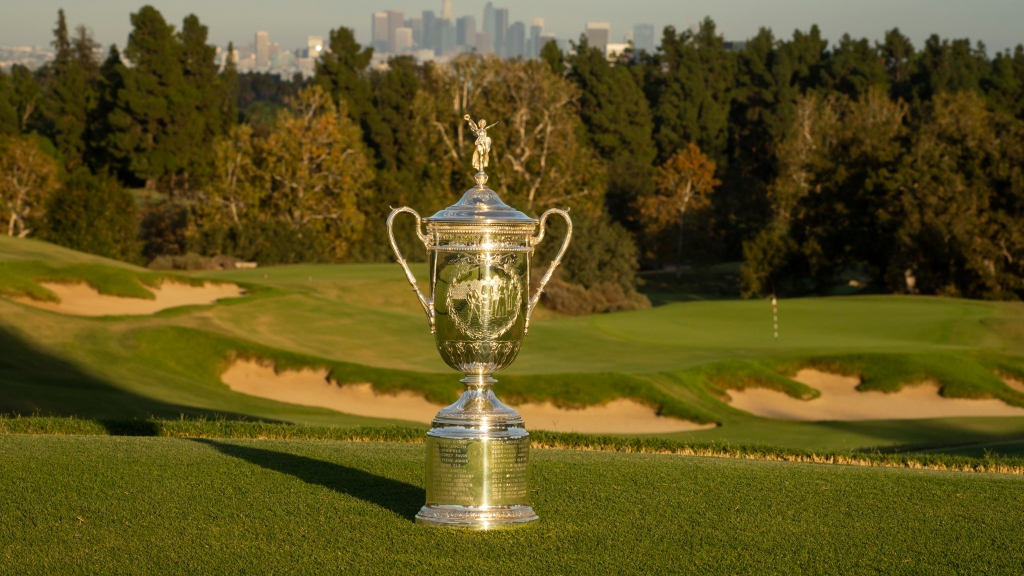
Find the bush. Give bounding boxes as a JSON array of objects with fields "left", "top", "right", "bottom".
[
  {"left": 188, "top": 221, "right": 330, "bottom": 266},
  {"left": 44, "top": 168, "right": 141, "bottom": 263},
  {"left": 535, "top": 210, "right": 650, "bottom": 315}
]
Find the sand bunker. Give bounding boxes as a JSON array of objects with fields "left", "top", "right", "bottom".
[
  {"left": 1001, "top": 375, "right": 1024, "bottom": 395},
  {"left": 13, "top": 281, "right": 245, "bottom": 316},
  {"left": 727, "top": 369, "right": 1024, "bottom": 421},
  {"left": 221, "top": 359, "right": 713, "bottom": 433}
]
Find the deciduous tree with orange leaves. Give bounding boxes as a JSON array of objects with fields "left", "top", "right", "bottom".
[{"left": 638, "top": 142, "right": 720, "bottom": 271}]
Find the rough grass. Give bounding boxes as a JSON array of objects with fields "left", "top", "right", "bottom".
[
  {"left": 2, "top": 416, "right": 1022, "bottom": 474},
  {"left": 0, "top": 260, "right": 211, "bottom": 301},
  {"left": 2, "top": 435, "right": 1023, "bottom": 574}
]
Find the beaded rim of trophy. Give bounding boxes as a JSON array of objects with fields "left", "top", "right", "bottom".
[{"left": 387, "top": 115, "right": 572, "bottom": 529}]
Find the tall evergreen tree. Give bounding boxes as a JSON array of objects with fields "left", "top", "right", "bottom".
[
  {"left": 41, "top": 10, "right": 100, "bottom": 170},
  {"left": 540, "top": 39, "right": 565, "bottom": 76},
  {"left": 314, "top": 27, "right": 374, "bottom": 132},
  {"left": 0, "top": 70, "right": 18, "bottom": 135},
  {"left": 880, "top": 28, "right": 916, "bottom": 102},
  {"left": 566, "top": 36, "right": 656, "bottom": 235},
  {"left": 911, "top": 35, "right": 990, "bottom": 103},
  {"left": 649, "top": 18, "right": 735, "bottom": 165},
  {"left": 823, "top": 34, "right": 889, "bottom": 97},
  {"left": 177, "top": 13, "right": 229, "bottom": 182},
  {"left": 104, "top": 6, "right": 186, "bottom": 188}
]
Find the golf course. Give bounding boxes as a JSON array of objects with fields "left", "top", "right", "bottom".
[{"left": 3, "top": 234, "right": 1024, "bottom": 572}]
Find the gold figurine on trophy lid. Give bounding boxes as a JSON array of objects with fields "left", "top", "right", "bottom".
[{"left": 386, "top": 115, "right": 572, "bottom": 529}]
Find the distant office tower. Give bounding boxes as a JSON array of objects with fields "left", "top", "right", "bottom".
[
  {"left": 456, "top": 16, "right": 476, "bottom": 48},
  {"left": 506, "top": 21, "right": 525, "bottom": 58},
  {"left": 586, "top": 22, "right": 610, "bottom": 52},
  {"left": 437, "top": 18, "right": 457, "bottom": 54},
  {"left": 440, "top": 18, "right": 456, "bottom": 52},
  {"left": 422, "top": 11, "right": 437, "bottom": 52},
  {"left": 394, "top": 27, "right": 414, "bottom": 53},
  {"left": 307, "top": 35, "right": 324, "bottom": 58},
  {"left": 372, "top": 12, "right": 389, "bottom": 53},
  {"left": 483, "top": 2, "right": 495, "bottom": 46},
  {"left": 475, "top": 31, "right": 492, "bottom": 54},
  {"left": 527, "top": 20, "right": 543, "bottom": 59},
  {"left": 386, "top": 10, "right": 405, "bottom": 53},
  {"left": 407, "top": 18, "right": 424, "bottom": 47},
  {"left": 633, "top": 23, "right": 655, "bottom": 55},
  {"left": 255, "top": 31, "right": 269, "bottom": 68},
  {"left": 494, "top": 8, "right": 509, "bottom": 57},
  {"left": 441, "top": 0, "right": 453, "bottom": 20}
]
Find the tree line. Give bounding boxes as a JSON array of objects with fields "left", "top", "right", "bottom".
[{"left": 2, "top": 7, "right": 1023, "bottom": 309}]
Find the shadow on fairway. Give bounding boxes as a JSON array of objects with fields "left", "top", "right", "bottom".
[
  {"left": 0, "top": 325, "right": 256, "bottom": 430},
  {"left": 193, "top": 439, "right": 424, "bottom": 521}
]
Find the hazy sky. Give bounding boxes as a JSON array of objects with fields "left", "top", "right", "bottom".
[{"left": 3, "top": 0, "right": 1022, "bottom": 55}]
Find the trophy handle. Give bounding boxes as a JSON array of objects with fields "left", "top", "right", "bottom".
[
  {"left": 526, "top": 208, "right": 572, "bottom": 334},
  {"left": 387, "top": 207, "right": 435, "bottom": 332}
]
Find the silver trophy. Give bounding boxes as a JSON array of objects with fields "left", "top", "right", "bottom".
[{"left": 387, "top": 115, "right": 571, "bottom": 529}]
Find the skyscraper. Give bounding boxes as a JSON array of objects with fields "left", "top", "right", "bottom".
[
  {"left": 633, "top": 23, "right": 655, "bottom": 55},
  {"left": 407, "top": 18, "right": 424, "bottom": 47},
  {"left": 372, "top": 12, "right": 389, "bottom": 53},
  {"left": 394, "top": 27, "right": 414, "bottom": 53},
  {"left": 439, "top": 19, "right": 457, "bottom": 54},
  {"left": 527, "top": 18, "right": 543, "bottom": 59},
  {"left": 483, "top": 2, "right": 495, "bottom": 46},
  {"left": 255, "top": 30, "right": 269, "bottom": 68},
  {"left": 494, "top": 8, "right": 509, "bottom": 57},
  {"left": 506, "top": 22, "right": 525, "bottom": 59},
  {"left": 441, "top": 0, "right": 453, "bottom": 20},
  {"left": 586, "top": 22, "right": 610, "bottom": 52},
  {"left": 387, "top": 10, "right": 405, "bottom": 53},
  {"left": 422, "top": 11, "right": 437, "bottom": 52},
  {"left": 456, "top": 16, "right": 477, "bottom": 48},
  {"left": 307, "top": 35, "right": 324, "bottom": 58}
]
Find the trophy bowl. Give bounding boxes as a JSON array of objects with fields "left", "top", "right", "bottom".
[{"left": 387, "top": 118, "right": 571, "bottom": 529}]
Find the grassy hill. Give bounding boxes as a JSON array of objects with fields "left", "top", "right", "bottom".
[{"left": 3, "top": 235, "right": 1024, "bottom": 454}]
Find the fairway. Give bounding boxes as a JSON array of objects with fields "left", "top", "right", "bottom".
[
  {"left": 1, "top": 434, "right": 1022, "bottom": 574},
  {"left": 3, "top": 235, "right": 1024, "bottom": 453}
]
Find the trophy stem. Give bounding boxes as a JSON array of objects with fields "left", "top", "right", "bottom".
[{"left": 460, "top": 373, "right": 497, "bottom": 389}]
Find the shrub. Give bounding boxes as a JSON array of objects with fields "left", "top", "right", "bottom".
[{"left": 44, "top": 168, "right": 141, "bottom": 262}]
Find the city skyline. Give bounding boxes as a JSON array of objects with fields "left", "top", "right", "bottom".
[{"left": 2, "top": 0, "right": 1022, "bottom": 57}]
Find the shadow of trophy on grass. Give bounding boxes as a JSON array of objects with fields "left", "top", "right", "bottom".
[{"left": 386, "top": 115, "right": 572, "bottom": 529}]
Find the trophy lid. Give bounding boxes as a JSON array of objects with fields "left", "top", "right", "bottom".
[
  {"left": 425, "top": 181, "right": 536, "bottom": 225},
  {"left": 426, "top": 114, "right": 536, "bottom": 225}
]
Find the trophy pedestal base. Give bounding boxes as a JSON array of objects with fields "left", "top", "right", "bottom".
[{"left": 415, "top": 504, "right": 538, "bottom": 529}]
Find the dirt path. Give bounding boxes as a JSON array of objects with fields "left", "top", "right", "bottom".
[
  {"left": 220, "top": 359, "right": 714, "bottom": 434},
  {"left": 727, "top": 369, "right": 1024, "bottom": 421}
]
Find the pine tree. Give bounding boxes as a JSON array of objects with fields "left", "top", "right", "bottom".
[
  {"left": 314, "top": 27, "right": 374, "bottom": 132},
  {"left": 41, "top": 10, "right": 100, "bottom": 170},
  {"left": 880, "top": 28, "right": 916, "bottom": 102},
  {"left": 176, "top": 13, "right": 228, "bottom": 184},
  {"left": 650, "top": 18, "right": 735, "bottom": 166},
  {"left": 911, "top": 35, "right": 990, "bottom": 103},
  {"left": 565, "top": 35, "right": 656, "bottom": 238},
  {"left": 540, "top": 40, "right": 565, "bottom": 76},
  {"left": 0, "top": 70, "right": 18, "bottom": 135},
  {"left": 105, "top": 6, "right": 183, "bottom": 188},
  {"left": 823, "top": 34, "right": 889, "bottom": 97}
]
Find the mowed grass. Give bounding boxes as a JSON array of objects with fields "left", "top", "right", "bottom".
[
  {"left": 1, "top": 435, "right": 1022, "bottom": 574},
  {"left": 4, "top": 235, "right": 1024, "bottom": 454}
]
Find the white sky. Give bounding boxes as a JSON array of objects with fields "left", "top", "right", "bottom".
[{"left": 2, "top": 0, "right": 1021, "bottom": 55}]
